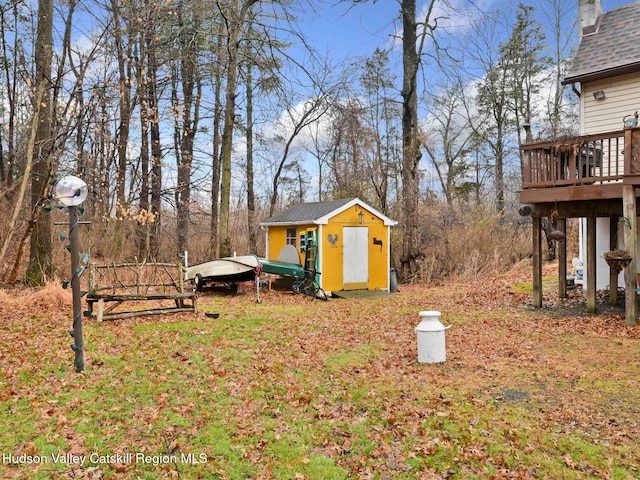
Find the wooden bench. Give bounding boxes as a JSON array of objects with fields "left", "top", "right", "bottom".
[{"left": 85, "top": 261, "right": 197, "bottom": 321}]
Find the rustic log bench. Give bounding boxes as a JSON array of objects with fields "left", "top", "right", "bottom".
[{"left": 85, "top": 261, "right": 197, "bottom": 321}]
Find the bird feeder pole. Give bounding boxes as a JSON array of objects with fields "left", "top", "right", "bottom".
[{"left": 55, "top": 175, "right": 88, "bottom": 372}]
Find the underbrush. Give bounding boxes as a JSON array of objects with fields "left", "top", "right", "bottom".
[
  {"left": 0, "top": 281, "right": 72, "bottom": 311},
  {"left": 400, "top": 204, "right": 535, "bottom": 284}
]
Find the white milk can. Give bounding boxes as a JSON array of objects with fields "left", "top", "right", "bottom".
[{"left": 415, "top": 310, "right": 449, "bottom": 363}]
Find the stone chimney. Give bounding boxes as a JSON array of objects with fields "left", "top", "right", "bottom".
[{"left": 579, "top": 0, "right": 602, "bottom": 42}]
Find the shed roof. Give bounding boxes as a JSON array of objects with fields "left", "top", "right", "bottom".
[
  {"left": 261, "top": 198, "right": 397, "bottom": 227},
  {"left": 563, "top": 1, "right": 640, "bottom": 85}
]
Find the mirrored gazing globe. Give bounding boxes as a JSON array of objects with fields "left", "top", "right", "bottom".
[{"left": 54, "top": 175, "right": 88, "bottom": 206}]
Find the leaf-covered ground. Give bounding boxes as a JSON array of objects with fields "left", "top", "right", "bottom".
[{"left": 1, "top": 263, "right": 639, "bottom": 479}]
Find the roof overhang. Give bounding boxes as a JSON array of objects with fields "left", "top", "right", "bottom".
[
  {"left": 314, "top": 198, "right": 398, "bottom": 226},
  {"left": 259, "top": 198, "right": 398, "bottom": 227},
  {"left": 260, "top": 220, "right": 317, "bottom": 227},
  {"left": 562, "top": 62, "right": 640, "bottom": 85}
]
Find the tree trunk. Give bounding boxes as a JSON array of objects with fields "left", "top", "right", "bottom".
[
  {"left": 25, "top": 0, "right": 55, "bottom": 285},
  {"left": 399, "top": 0, "right": 425, "bottom": 281},
  {"left": 219, "top": 23, "right": 240, "bottom": 258},
  {"left": 246, "top": 63, "right": 256, "bottom": 253},
  {"left": 148, "top": 41, "right": 162, "bottom": 260},
  {"left": 138, "top": 70, "right": 151, "bottom": 259},
  {"left": 219, "top": 0, "right": 259, "bottom": 257},
  {"left": 210, "top": 24, "right": 224, "bottom": 259},
  {"left": 111, "top": 0, "right": 135, "bottom": 256},
  {"left": 0, "top": 88, "right": 43, "bottom": 281},
  {"left": 113, "top": 3, "right": 132, "bottom": 211},
  {"left": 176, "top": 2, "right": 201, "bottom": 255}
]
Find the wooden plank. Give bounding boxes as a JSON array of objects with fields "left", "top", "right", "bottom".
[
  {"left": 520, "top": 183, "right": 625, "bottom": 204},
  {"left": 586, "top": 216, "right": 597, "bottom": 314},
  {"left": 623, "top": 185, "right": 638, "bottom": 326},
  {"left": 522, "top": 200, "right": 624, "bottom": 219},
  {"left": 99, "top": 307, "right": 197, "bottom": 321},
  {"left": 92, "top": 282, "right": 179, "bottom": 293},
  {"left": 85, "top": 260, "right": 196, "bottom": 322},
  {"left": 532, "top": 217, "right": 542, "bottom": 308},
  {"left": 557, "top": 217, "right": 567, "bottom": 299},
  {"left": 609, "top": 216, "right": 619, "bottom": 305},
  {"left": 96, "top": 299, "right": 104, "bottom": 323},
  {"left": 87, "top": 293, "right": 196, "bottom": 301},
  {"left": 92, "top": 262, "right": 179, "bottom": 269}
]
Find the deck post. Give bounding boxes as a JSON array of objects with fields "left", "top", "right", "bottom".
[
  {"left": 623, "top": 185, "right": 638, "bottom": 326},
  {"left": 533, "top": 216, "right": 542, "bottom": 308},
  {"left": 609, "top": 216, "right": 619, "bottom": 305},
  {"left": 558, "top": 217, "right": 567, "bottom": 299},
  {"left": 586, "top": 215, "right": 597, "bottom": 313}
]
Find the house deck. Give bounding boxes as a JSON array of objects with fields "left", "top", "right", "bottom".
[{"left": 519, "top": 126, "right": 640, "bottom": 325}]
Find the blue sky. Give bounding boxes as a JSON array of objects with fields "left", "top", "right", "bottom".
[
  {"left": 297, "top": 0, "right": 634, "bottom": 60},
  {"left": 275, "top": 0, "right": 637, "bottom": 201}
]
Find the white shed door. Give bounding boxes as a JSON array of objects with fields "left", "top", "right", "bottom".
[{"left": 343, "top": 227, "right": 368, "bottom": 290}]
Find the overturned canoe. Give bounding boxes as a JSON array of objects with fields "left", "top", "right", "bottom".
[{"left": 186, "top": 255, "right": 260, "bottom": 290}]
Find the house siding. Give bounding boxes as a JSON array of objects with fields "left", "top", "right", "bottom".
[
  {"left": 578, "top": 74, "right": 640, "bottom": 290},
  {"left": 583, "top": 73, "right": 640, "bottom": 134}
]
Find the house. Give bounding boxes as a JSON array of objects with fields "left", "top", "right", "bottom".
[
  {"left": 260, "top": 198, "right": 397, "bottom": 293},
  {"left": 519, "top": 0, "right": 640, "bottom": 325}
]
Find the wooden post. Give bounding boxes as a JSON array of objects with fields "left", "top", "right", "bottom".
[
  {"left": 96, "top": 299, "right": 105, "bottom": 322},
  {"left": 586, "top": 215, "right": 597, "bottom": 314},
  {"left": 533, "top": 217, "right": 542, "bottom": 308},
  {"left": 558, "top": 217, "right": 567, "bottom": 299},
  {"left": 623, "top": 185, "right": 638, "bottom": 326},
  {"left": 88, "top": 263, "right": 96, "bottom": 295},
  {"left": 178, "top": 261, "right": 185, "bottom": 293},
  {"left": 609, "top": 216, "right": 619, "bottom": 306}
]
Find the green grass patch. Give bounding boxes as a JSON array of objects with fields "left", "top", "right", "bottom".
[
  {"left": 512, "top": 275, "right": 559, "bottom": 293},
  {"left": 323, "top": 342, "right": 382, "bottom": 372}
]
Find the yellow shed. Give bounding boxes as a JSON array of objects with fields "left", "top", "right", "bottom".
[{"left": 260, "top": 198, "right": 397, "bottom": 293}]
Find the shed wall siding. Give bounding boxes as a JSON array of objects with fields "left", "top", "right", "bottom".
[
  {"left": 321, "top": 206, "right": 389, "bottom": 292},
  {"left": 266, "top": 224, "right": 314, "bottom": 264}
]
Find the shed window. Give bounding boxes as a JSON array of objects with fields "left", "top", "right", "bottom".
[{"left": 286, "top": 227, "right": 297, "bottom": 247}]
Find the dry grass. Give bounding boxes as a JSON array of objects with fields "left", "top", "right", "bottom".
[
  {"left": 401, "top": 204, "right": 534, "bottom": 284},
  {"left": 0, "top": 281, "right": 72, "bottom": 311}
]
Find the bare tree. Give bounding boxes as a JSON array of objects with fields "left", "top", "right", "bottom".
[
  {"left": 0, "top": 1, "right": 25, "bottom": 193},
  {"left": 423, "top": 82, "right": 474, "bottom": 207},
  {"left": 360, "top": 48, "right": 401, "bottom": 214},
  {"left": 173, "top": 0, "right": 202, "bottom": 255},
  {"left": 268, "top": 94, "right": 332, "bottom": 216},
  {"left": 218, "top": 0, "right": 260, "bottom": 257},
  {"left": 209, "top": 21, "right": 225, "bottom": 259},
  {"left": 542, "top": 0, "right": 575, "bottom": 139},
  {"left": 24, "top": 0, "right": 55, "bottom": 285},
  {"left": 399, "top": 0, "right": 439, "bottom": 279}
]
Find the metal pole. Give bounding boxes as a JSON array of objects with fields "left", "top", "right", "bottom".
[{"left": 69, "top": 205, "right": 84, "bottom": 372}]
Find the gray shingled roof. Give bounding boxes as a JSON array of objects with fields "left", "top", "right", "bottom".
[
  {"left": 563, "top": 1, "right": 640, "bottom": 84},
  {"left": 262, "top": 198, "right": 355, "bottom": 224}
]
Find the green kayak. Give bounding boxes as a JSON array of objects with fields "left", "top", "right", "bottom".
[{"left": 258, "top": 258, "right": 306, "bottom": 280}]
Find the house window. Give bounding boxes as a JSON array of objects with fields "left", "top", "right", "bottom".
[{"left": 286, "top": 227, "right": 297, "bottom": 247}]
